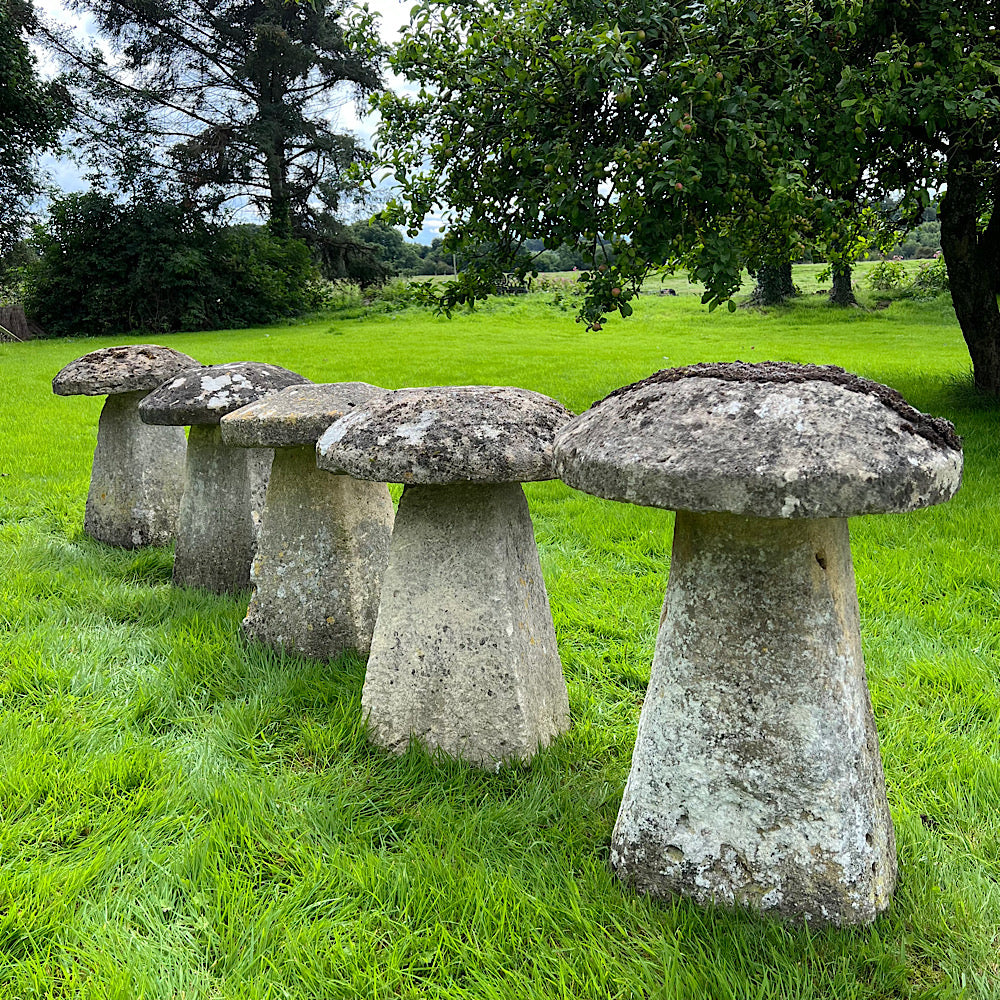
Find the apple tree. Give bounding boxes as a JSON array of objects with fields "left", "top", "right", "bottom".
[
  {"left": 377, "top": 0, "right": 1000, "bottom": 393},
  {"left": 376, "top": 0, "right": 856, "bottom": 324},
  {"left": 832, "top": 0, "right": 1000, "bottom": 394}
]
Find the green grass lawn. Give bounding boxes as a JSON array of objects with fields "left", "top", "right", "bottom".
[{"left": 1, "top": 283, "right": 998, "bottom": 999}]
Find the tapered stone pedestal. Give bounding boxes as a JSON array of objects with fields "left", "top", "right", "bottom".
[
  {"left": 243, "top": 445, "right": 393, "bottom": 658},
  {"left": 362, "top": 481, "right": 568, "bottom": 764},
  {"left": 173, "top": 425, "right": 272, "bottom": 592},
  {"left": 318, "top": 384, "right": 575, "bottom": 766},
  {"left": 222, "top": 381, "right": 393, "bottom": 658},
  {"left": 611, "top": 511, "right": 895, "bottom": 925},
  {"left": 85, "top": 390, "right": 188, "bottom": 547}
]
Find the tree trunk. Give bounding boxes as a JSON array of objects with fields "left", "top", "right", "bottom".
[
  {"left": 777, "top": 261, "right": 794, "bottom": 297},
  {"left": 828, "top": 262, "right": 858, "bottom": 306},
  {"left": 0, "top": 305, "right": 32, "bottom": 340},
  {"left": 939, "top": 151, "right": 1000, "bottom": 397},
  {"left": 265, "top": 138, "right": 292, "bottom": 240},
  {"left": 749, "top": 262, "right": 794, "bottom": 305}
]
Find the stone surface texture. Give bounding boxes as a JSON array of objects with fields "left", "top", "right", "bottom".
[
  {"left": 52, "top": 345, "right": 199, "bottom": 547},
  {"left": 553, "top": 364, "right": 956, "bottom": 924},
  {"left": 317, "top": 385, "right": 572, "bottom": 484},
  {"left": 221, "top": 382, "right": 393, "bottom": 658},
  {"left": 554, "top": 362, "right": 962, "bottom": 517},
  {"left": 83, "top": 390, "right": 189, "bottom": 547},
  {"left": 610, "top": 511, "right": 897, "bottom": 926},
  {"left": 241, "top": 445, "right": 394, "bottom": 659},
  {"left": 52, "top": 344, "right": 199, "bottom": 397},
  {"left": 248, "top": 446, "right": 273, "bottom": 540},
  {"left": 362, "top": 481, "right": 570, "bottom": 766},
  {"left": 221, "top": 382, "right": 386, "bottom": 448},
  {"left": 139, "top": 362, "right": 309, "bottom": 426},
  {"left": 172, "top": 424, "right": 273, "bottom": 593}
]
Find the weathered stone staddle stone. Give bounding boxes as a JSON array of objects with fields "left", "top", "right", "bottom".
[
  {"left": 220, "top": 382, "right": 395, "bottom": 660},
  {"left": 317, "top": 385, "right": 573, "bottom": 766},
  {"left": 139, "top": 362, "right": 309, "bottom": 593},
  {"left": 554, "top": 361, "right": 964, "bottom": 926},
  {"left": 52, "top": 344, "right": 200, "bottom": 547}
]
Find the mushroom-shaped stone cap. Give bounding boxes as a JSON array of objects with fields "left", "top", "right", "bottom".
[
  {"left": 220, "top": 382, "right": 387, "bottom": 448},
  {"left": 52, "top": 344, "right": 200, "bottom": 396},
  {"left": 316, "top": 385, "right": 573, "bottom": 484},
  {"left": 138, "top": 362, "right": 310, "bottom": 426},
  {"left": 554, "top": 362, "right": 963, "bottom": 518}
]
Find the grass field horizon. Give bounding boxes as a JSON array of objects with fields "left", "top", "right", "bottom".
[{"left": 1, "top": 277, "right": 998, "bottom": 998}]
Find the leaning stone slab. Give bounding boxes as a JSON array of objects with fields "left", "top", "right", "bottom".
[
  {"left": 139, "top": 361, "right": 309, "bottom": 593},
  {"left": 318, "top": 385, "right": 572, "bottom": 766},
  {"left": 220, "top": 382, "right": 394, "bottom": 661},
  {"left": 554, "top": 361, "right": 963, "bottom": 926},
  {"left": 52, "top": 344, "right": 200, "bottom": 547}
]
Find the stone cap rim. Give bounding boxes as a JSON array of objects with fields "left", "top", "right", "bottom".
[
  {"left": 316, "top": 384, "right": 573, "bottom": 484},
  {"left": 138, "top": 361, "right": 311, "bottom": 426},
  {"left": 52, "top": 344, "right": 201, "bottom": 397},
  {"left": 594, "top": 361, "right": 961, "bottom": 453},
  {"left": 220, "top": 381, "right": 388, "bottom": 448},
  {"left": 554, "top": 362, "right": 963, "bottom": 518}
]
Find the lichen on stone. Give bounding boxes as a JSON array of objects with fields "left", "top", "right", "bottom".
[{"left": 595, "top": 362, "right": 961, "bottom": 452}]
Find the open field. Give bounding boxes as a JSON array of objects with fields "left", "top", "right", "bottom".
[
  {"left": 414, "top": 259, "right": 936, "bottom": 297},
  {"left": 1, "top": 284, "right": 998, "bottom": 998}
]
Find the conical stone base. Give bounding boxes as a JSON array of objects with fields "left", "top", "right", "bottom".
[
  {"left": 173, "top": 424, "right": 272, "bottom": 593},
  {"left": 84, "top": 390, "right": 187, "bottom": 547},
  {"left": 611, "top": 510, "right": 897, "bottom": 926},
  {"left": 362, "top": 481, "right": 569, "bottom": 766},
  {"left": 242, "top": 445, "right": 394, "bottom": 660}
]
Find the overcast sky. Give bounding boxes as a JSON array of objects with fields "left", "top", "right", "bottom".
[{"left": 34, "top": 0, "right": 445, "bottom": 241}]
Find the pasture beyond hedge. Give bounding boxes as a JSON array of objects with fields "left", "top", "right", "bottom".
[{"left": 1, "top": 281, "right": 998, "bottom": 999}]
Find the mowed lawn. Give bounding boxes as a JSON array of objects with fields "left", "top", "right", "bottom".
[{"left": 0, "top": 284, "right": 998, "bottom": 999}]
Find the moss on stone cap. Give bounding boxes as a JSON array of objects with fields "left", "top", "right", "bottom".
[
  {"left": 596, "top": 361, "right": 960, "bottom": 452},
  {"left": 556, "top": 362, "right": 963, "bottom": 518},
  {"left": 53, "top": 344, "right": 200, "bottom": 397}
]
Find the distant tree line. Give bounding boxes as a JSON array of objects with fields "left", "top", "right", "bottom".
[
  {"left": 349, "top": 221, "right": 611, "bottom": 276},
  {"left": 889, "top": 221, "right": 942, "bottom": 260}
]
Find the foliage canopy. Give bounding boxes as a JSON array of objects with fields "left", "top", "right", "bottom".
[
  {"left": 378, "top": 0, "right": 1000, "bottom": 391},
  {"left": 50, "top": 0, "right": 385, "bottom": 242},
  {"left": 23, "top": 191, "right": 326, "bottom": 336},
  {"left": 0, "top": 0, "right": 72, "bottom": 252}
]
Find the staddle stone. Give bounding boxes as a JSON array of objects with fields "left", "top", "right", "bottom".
[
  {"left": 52, "top": 344, "right": 200, "bottom": 546},
  {"left": 139, "top": 361, "right": 309, "bottom": 593},
  {"left": 554, "top": 361, "right": 963, "bottom": 925},
  {"left": 318, "top": 384, "right": 573, "bottom": 766},
  {"left": 220, "top": 382, "right": 394, "bottom": 660}
]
